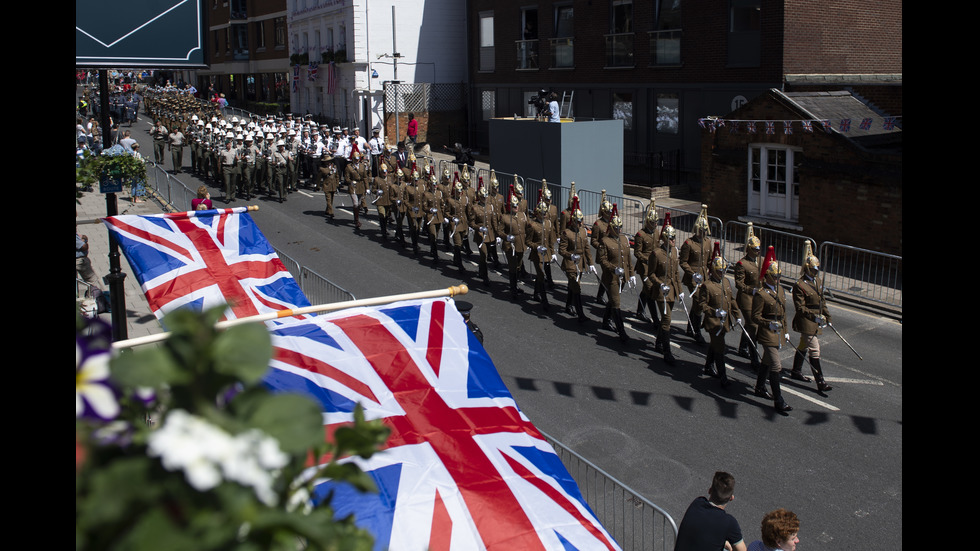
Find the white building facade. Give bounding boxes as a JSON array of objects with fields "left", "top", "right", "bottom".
[{"left": 287, "top": 0, "right": 467, "bottom": 138}]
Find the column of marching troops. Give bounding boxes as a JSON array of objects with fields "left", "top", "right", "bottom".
[{"left": 143, "top": 88, "right": 838, "bottom": 415}]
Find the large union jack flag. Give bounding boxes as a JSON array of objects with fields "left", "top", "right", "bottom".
[
  {"left": 263, "top": 298, "right": 621, "bottom": 551},
  {"left": 102, "top": 208, "right": 310, "bottom": 324}
]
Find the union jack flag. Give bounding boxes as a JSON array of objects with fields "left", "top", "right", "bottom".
[
  {"left": 783, "top": 121, "right": 793, "bottom": 135},
  {"left": 802, "top": 120, "right": 813, "bottom": 133},
  {"left": 309, "top": 61, "right": 319, "bottom": 81},
  {"left": 765, "top": 121, "right": 775, "bottom": 135},
  {"left": 821, "top": 120, "right": 833, "bottom": 133},
  {"left": 263, "top": 298, "right": 622, "bottom": 550},
  {"left": 839, "top": 118, "right": 851, "bottom": 132},
  {"left": 293, "top": 65, "right": 300, "bottom": 93},
  {"left": 883, "top": 117, "right": 897, "bottom": 130},
  {"left": 747, "top": 121, "right": 757, "bottom": 134},
  {"left": 860, "top": 118, "right": 872, "bottom": 130},
  {"left": 102, "top": 208, "right": 310, "bottom": 324}
]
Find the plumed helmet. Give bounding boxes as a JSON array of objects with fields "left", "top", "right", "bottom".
[
  {"left": 536, "top": 200, "right": 549, "bottom": 217},
  {"left": 694, "top": 203, "right": 710, "bottom": 236},
  {"left": 600, "top": 190, "right": 613, "bottom": 219},
  {"left": 489, "top": 169, "right": 499, "bottom": 189},
  {"left": 609, "top": 203, "right": 622, "bottom": 229},
  {"left": 444, "top": 168, "right": 451, "bottom": 179},
  {"left": 660, "top": 212, "right": 676, "bottom": 243},
  {"left": 514, "top": 175, "right": 524, "bottom": 196},
  {"left": 761, "top": 246, "right": 781, "bottom": 280},
  {"left": 454, "top": 180, "right": 464, "bottom": 194},
  {"left": 541, "top": 180, "right": 552, "bottom": 201},
  {"left": 571, "top": 196, "right": 584, "bottom": 223},
  {"left": 461, "top": 167, "right": 471, "bottom": 182},
  {"left": 745, "top": 222, "right": 761, "bottom": 250},
  {"left": 801, "top": 239, "right": 820, "bottom": 276},
  {"left": 645, "top": 197, "right": 659, "bottom": 227},
  {"left": 710, "top": 241, "right": 727, "bottom": 273},
  {"left": 567, "top": 181, "right": 577, "bottom": 209}
]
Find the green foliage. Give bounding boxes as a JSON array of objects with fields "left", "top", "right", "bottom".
[
  {"left": 76, "top": 307, "right": 390, "bottom": 551},
  {"left": 76, "top": 147, "right": 147, "bottom": 197}
]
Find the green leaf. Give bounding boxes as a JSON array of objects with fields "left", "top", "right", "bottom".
[
  {"left": 111, "top": 346, "right": 190, "bottom": 388},
  {"left": 238, "top": 393, "right": 324, "bottom": 454},
  {"left": 213, "top": 323, "right": 272, "bottom": 384}
]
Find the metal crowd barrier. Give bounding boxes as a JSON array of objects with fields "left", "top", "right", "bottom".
[
  {"left": 819, "top": 242, "right": 902, "bottom": 310},
  {"left": 540, "top": 430, "right": 678, "bottom": 551},
  {"left": 144, "top": 161, "right": 196, "bottom": 212},
  {"left": 299, "top": 266, "right": 356, "bottom": 305}
]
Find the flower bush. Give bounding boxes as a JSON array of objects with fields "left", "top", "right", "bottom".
[{"left": 75, "top": 307, "right": 389, "bottom": 550}]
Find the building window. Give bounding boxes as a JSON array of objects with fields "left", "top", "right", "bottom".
[
  {"left": 274, "top": 17, "right": 286, "bottom": 47},
  {"left": 225, "top": 27, "right": 231, "bottom": 53},
  {"left": 233, "top": 24, "right": 249, "bottom": 59},
  {"left": 255, "top": 20, "right": 266, "bottom": 49},
  {"left": 649, "top": 0, "right": 681, "bottom": 65},
  {"left": 479, "top": 12, "right": 494, "bottom": 71},
  {"left": 728, "top": 0, "right": 760, "bottom": 67},
  {"left": 551, "top": 5, "right": 574, "bottom": 68},
  {"left": 612, "top": 92, "right": 633, "bottom": 130},
  {"left": 517, "top": 8, "right": 539, "bottom": 70},
  {"left": 748, "top": 145, "right": 800, "bottom": 222},
  {"left": 606, "top": 0, "right": 634, "bottom": 67},
  {"left": 656, "top": 93, "right": 679, "bottom": 133},
  {"left": 230, "top": 0, "right": 246, "bottom": 20},
  {"left": 481, "top": 90, "right": 496, "bottom": 121}
]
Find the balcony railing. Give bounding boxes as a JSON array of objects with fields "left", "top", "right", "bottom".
[
  {"left": 515, "top": 39, "right": 539, "bottom": 70},
  {"left": 549, "top": 37, "right": 574, "bottom": 68},
  {"left": 604, "top": 32, "right": 634, "bottom": 68},
  {"left": 648, "top": 29, "right": 681, "bottom": 65}
]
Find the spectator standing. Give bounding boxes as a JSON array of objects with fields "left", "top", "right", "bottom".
[{"left": 406, "top": 113, "right": 418, "bottom": 146}]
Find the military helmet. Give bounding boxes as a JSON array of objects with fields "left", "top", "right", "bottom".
[
  {"left": 599, "top": 190, "right": 613, "bottom": 220},
  {"left": 745, "top": 222, "right": 761, "bottom": 251},
  {"left": 645, "top": 197, "right": 659, "bottom": 228},
  {"left": 660, "top": 212, "right": 676, "bottom": 243},
  {"left": 761, "top": 246, "right": 781, "bottom": 280},
  {"left": 477, "top": 177, "right": 489, "bottom": 198},
  {"left": 694, "top": 203, "right": 711, "bottom": 236},
  {"left": 460, "top": 167, "right": 471, "bottom": 182},
  {"left": 571, "top": 196, "right": 584, "bottom": 223},
  {"left": 513, "top": 175, "right": 524, "bottom": 196},
  {"left": 541, "top": 180, "right": 552, "bottom": 201},
  {"left": 801, "top": 239, "right": 820, "bottom": 276},
  {"left": 609, "top": 203, "right": 623, "bottom": 229},
  {"left": 709, "top": 241, "right": 727, "bottom": 274}
]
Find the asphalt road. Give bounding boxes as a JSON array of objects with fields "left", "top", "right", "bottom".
[
  {"left": 246, "top": 184, "right": 903, "bottom": 551},
  {"left": 116, "top": 110, "right": 901, "bottom": 550}
]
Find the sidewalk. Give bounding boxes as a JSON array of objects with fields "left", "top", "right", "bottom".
[{"left": 76, "top": 184, "right": 166, "bottom": 343}]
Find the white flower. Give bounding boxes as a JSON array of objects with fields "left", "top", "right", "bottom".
[{"left": 75, "top": 346, "right": 119, "bottom": 420}]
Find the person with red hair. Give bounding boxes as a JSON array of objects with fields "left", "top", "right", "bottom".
[{"left": 747, "top": 509, "right": 800, "bottom": 551}]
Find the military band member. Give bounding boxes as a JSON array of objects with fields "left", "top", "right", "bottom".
[
  {"left": 752, "top": 246, "right": 793, "bottom": 413},
  {"left": 598, "top": 204, "right": 634, "bottom": 344},
  {"left": 468, "top": 179, "right": 498, "bottom": 287},
  {"left": 680, "top": 204, "right": 713, "bottom": 345},
  {"left": 647, "top": 213, "right": 681, "bottom": 365},
  {"left": 320, "top": 155, "right": 340, "bottom": 220},
  {"left": 592, "top": 191, "right": 612, "bottom": 305},
  {"left": 734, "top": 223, "right": 763, "bottom": 371},
  {"left": 559, "top": 196, "right": 594, "bottom": 323},
  {"left": 633, "top": 199, "right": 660, "bottom": 324},
  {"left": 790, "top": 240, "right": 833, "bottom": 392},
  {"left": 697, "top": 243, "right": 742, "bottom": 389}
]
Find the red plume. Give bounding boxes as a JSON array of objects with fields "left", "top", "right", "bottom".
[
  {"left": 760, "top": 246, "right": 777, "bottom": 279},
  {"left": 571, "top": 195, "right": 580, "bottom": 212},
  {"left": 611, "top": 203, "right": 619, "bottom": 217},
  {"left": 660, "top": 212, "right": 672, "bottom": 240},
  {"left": 712, "top": 241, "right": 721, "bottom": 260}
]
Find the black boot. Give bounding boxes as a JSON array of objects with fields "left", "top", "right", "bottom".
[
  {"left": 688, "top": 314, "right": 706, "bottom": 345},
  {"left": 716, "top": 355, "right": 731, "bottom": 388},
  {"left": 754, "top": 367, "right": 773, "bottom": 399},
  {"left": 703, "top": 348, "right": 718, "bottom": 377},
  {"left": 614, "top": 310, "right": 629, "bottom": 343},
  {"left": 596, "top": 285, "right": 606, "bottom": 305},
  {"left": 812, "top": 358, "right": 833, "bottom": 392},
  {"left": 430, "top": 240, "right": 439, "bottom": 264},
  {"left": 660, "top": 327, "right": 676, "bottom": 365},
  {"left": 789, "top": 350, "right": 811, "bottom": 381},
  {"left": 453, "top": 247, "right": 466, "bottom": 272},
  {"left": 770, "top": 372, "right": 793, "bottom": 412},
  {"left": 545, "top": 263, "right": 555, "bottom": 290},
  {"left": 601, "top": 305, "right": 614, "bottom": 331},
  {"left": 510, "top": 272, "right": 523, "bottom": 300},
  {"left": 635, "top": 296, "right": 649, "bottom": 322},
  {"left": 564, "top": 293, "right": 574, "bottom": 316},
  {"left": 738, "top": 332, "right": 751, "bottom": 358},
  {"left": 575, "top": 292, "right": 588, "bottom": 324}
]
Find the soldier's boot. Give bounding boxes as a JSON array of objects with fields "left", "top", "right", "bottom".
[
  {"left": 443, "top": 225, "right": 451, "bottom": 249},
  {"left": 411, "top": 230, "right": 420, "bottom": 256},
  {"left": 703, "top": 348, "right": 718, "bottom": 377},
  {"left": 545, "top": 263, "right": 555, "bottom": 290},
  {"left": 564, "top": 293, "right": 574, "bottom": 316},
  {"left": 453, "top": 247, "right": 466, "bottom": 273},
  {"left": 754, "top": 368, "right": 773, "bottom": 400},
  {"left": 716, "top": 355, "right": 731, "bottom": 388},
  {"left": 530, "top": 278, "right": 542, "bottom": 302},
  {"left": 575, "top": 293, "right": 589, "bottom": 324},
  {"left": 737, "top": 333, "right": 751, "bottom": 358},
  {"left": 596, "top": 285, "right": 607, "bottom": 305},
  {"left": 353, "top": 209, "right": 361, "bottom": 230},
  {"left": 614, "top": 310, "right": 629, "bottom": 344},
  {"left": 601, "top": 305, "right": 614, "bottom": 332},
  {"left": 770, "top": 372, "right": 793, "bottom": 413},
  {"left": 647, "top": 298, "right": 662, "bottom": 329},
  {"left": 539, "top": 280, "right": 551, "bottom": 312},
  {"left": 660, "top": 328, "right": 676, "bottom": 366},
  {"left": 430, "top": 239, "right": 439, "bottom": 264},
  {"left": 509, "top": 272, "right": 523, "bottom": 300},
  {"left": 635, "top": 296, "right": 649, "bottom": 322},
  {"left": 379, "top": 216, "right": 389, "bottom": 240},
  {"left": 811, "top": 358, "right": 833, "bottom": 392},
  {"left": 789, "top": 351, "right": 810, "bottom": 382},
  {"left": 480, "top": 263, "right": 491, "bottom": 287},
  {"left": 688, "top": 314, "right": 706, "bottom": 345},
  {"left": 463, "top": 239, "right": 473, "bottom": 257}
]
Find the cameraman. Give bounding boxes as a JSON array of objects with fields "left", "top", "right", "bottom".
[{"left": 547, "top": 92, "right": 560, "bottom": 123}]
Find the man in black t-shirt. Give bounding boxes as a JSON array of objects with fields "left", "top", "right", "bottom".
[{"left": 674, "top": 471, "right": 746, "bottom": 551}]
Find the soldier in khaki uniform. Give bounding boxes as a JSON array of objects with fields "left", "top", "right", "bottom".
[
  {"left": 422, "top": 170, "right": 446, "bottom": 264},
  {"left": 406, "top": 170, "right": 424, "bottom": 256},
  {"left": 559, "top": 196, "right": 593, "bottom": 323},
  {"left": 499, "top": 186, "right": 529, "bottom": 300},
  {"left": 487, "top": 172, "right": 505, "bottom": 269},
  {"left": 680, "top": 204, "right": 713, "bottom": 345},
  {"left": 445, "top": 180, "right": 470, "bottom": 273},
  {"left": 345, "top": 152, "right": 369, "bottom": 230},
  {"left": 539, "top": 182, "right": 559, "bottom": 289},
  {"left": 633, "top": 199, "right": 659, "bottom": 324},
  {"left": 790, "top": 240, "right": 833, "bottom": 392},
  {"left": 468, "top": 179, "right": 498, "bottom": 287},
  {"left": 598, "top": 205, "right": 635, "bottom": 344},
  {"left": 371, "top": 162, "right": 396, "bottom": 241},
  {"left": 320, "top": 155, "right": 340, "bottom": 220},
  {"left": 734, "top": 223, "right": 763, "bottom": 371},
  {"left": 647, "top": 213, "right": 681, "bottom": 364},
  {"left": 696, "top": 243, "right": 742, "bottom": 389},
  {"left": 752, "top": 246, "right": 793, "bottom": 413},
  {"left": 526, "top": 197, "right": 555, "bottom": 312},
  {"left": 592, "top": 191, "right": 612, "bottom": 305}
]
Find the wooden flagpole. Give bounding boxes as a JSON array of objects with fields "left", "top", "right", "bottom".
[{"left": 111, "top": 284, "right": 469, "bottom": 350}]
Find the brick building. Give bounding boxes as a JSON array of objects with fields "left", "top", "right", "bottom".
[
  {"left": 466, "top": 0, "right": 902, "bottom": 191},
  {"left": 700, "top": 88, "right": 901, "bottom": 255}
]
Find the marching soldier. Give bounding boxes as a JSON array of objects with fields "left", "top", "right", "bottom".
[
  {"left": 468, "top": 178, "right": 498, "bottom": 287},
  {"left": 320, "top": 155, "right": 340, "bottom": 220},
  {"left": 540, "top": 182, "right": 559, "bottom": 289},
  {"left": 168, "top": 124, "right": 186, "bottom": 174},
  {"left": 790, "top": 240, "right": 833, "bottom": 392},
  {"left": 752, "top": 246, "right": 793, "bottom": 413},
  {"left": 592, "top": 191, "right": 612, "bottom": 305},
  {"left": 422, "top": 169, "right": 446, "bottom": 263},
  {"left": 647, "top": 213, "right": 681, "bottom": 364},
  {"left": 487, "top": 171, "right": 505, "bottom": 269},
  {"left": 500, "top": 186, "right": 529, "bottom": 300},
  {"left": 696, "top": 242, "right": 742, "bottom": 389},
  {"left": 439, "top": 169, "right": 454, "bottom": 248},
  {"left": 559, "top": 182, "right": 578, "bottom": 235},
  {"left": 271, "top": 140, "right": 290, "bottom": 203},
  {"left": 597, "top": 204, "right": 634, "bottom": 343},
  {"left": 241, "top": 135, "right": 257, "bottom": 200},
  {"left": 346, "top": 152, "right": 370, "bottom": 230},
  {"left": 287, "top": 129, "right": 301, "bottom": 192},
  {"left": 445, "top": 180, "right": 470, "bottom": 273},
  {"left": 526, "top": 196, "right": 556, "bottom": 311},
  {"left": 734, "top": 223, "right": 764, "bottom": 372},
  {"left": 405, "top": 168, "right": 425, "bottom": 256},
  {"left": 218, "top": 138, "right": 239, "bottom": 202},
  {"left": 680, "top": 204, "right": 713, "bottom": 345},
  {"left": 559, "top": 196, "right": 594, "bottom": 323},
  {"left": 371, "top": 162, "right": 396, "bottom": 241},
  {"left": 633, "top": 198, "right": 659, "bottom": 323},
  {"left": 150, "top": 119, "right": 168, "bottom": 164}
]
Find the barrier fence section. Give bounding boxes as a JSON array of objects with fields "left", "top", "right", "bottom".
[
  {"left": 819, "top": 242, "right": 902, "bottom": 310},
  {"left": 540, "top": 430, "right": 678, "bottom": 551},
  {"left": 299, "top": 266, "right": 357, "bottom": 305}
]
